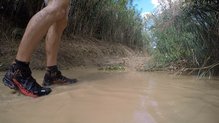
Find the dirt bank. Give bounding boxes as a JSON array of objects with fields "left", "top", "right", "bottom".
[{"left": 0, "top": 36, "right": 148, "bottom": 71}]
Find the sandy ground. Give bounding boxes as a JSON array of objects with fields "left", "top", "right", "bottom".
[{"left": 0, "top": 68, "right": 219, "bottom": 123}]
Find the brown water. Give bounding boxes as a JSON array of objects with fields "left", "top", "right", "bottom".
[{"left": 0, "top": 68, "right": 219, "bottom": 123}]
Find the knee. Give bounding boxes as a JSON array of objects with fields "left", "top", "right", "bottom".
[
  {"left": 46, "top": 1, "right": 69, "bottom": 21},
  {"left": 48, "top": 7, "right": 67, "bottom": 21}
]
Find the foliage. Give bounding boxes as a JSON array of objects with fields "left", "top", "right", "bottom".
[
  {"left": 146, "top": 0, "right": 219, "bottom": 76},
  {"left": 0, "top": 0, "right": 146, "bottom": 49},
  {"left": 0, "top": 0, "right": 44, "bottom": 27},
  {"left": 67, "top": 0, "right": 145, "bottom": 48}
]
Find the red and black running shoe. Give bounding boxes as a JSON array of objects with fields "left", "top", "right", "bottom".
[
  {"left": 2, "top": 64, "right": 18, "bottom": 90},
  {"left": 2, "top": 64, "right": 51, "bottom": 97},
  {"left": 43, "top": 70, "right": 77, "bottom": 86}
]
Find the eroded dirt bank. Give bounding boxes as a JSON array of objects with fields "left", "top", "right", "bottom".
[{"left": 0, "top": 36, "right": 147, "bottom": 71}]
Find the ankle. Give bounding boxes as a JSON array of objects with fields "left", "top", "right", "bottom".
[
  {"left": 15, "top": 59, "right": 30, "bottom": 68},
  {"left": 13, "top": 59, "right": 32, "bottom": 78},
  {"left": 46, "top": 65, "right": 59, "bottom": 72}
]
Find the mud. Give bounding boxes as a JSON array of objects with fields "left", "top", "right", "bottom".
[{"left": 0, "top": 68, "right": 219, "bottom": 123}]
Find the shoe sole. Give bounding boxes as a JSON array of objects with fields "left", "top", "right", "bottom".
[
  {"left": 42, "top": 79, "right": 78, "bottom": 87},
  {"left": 4, "top": 77, "right": 51, "bottom": 98},
  {"left": 12, "top": 79, "right": 38, "bottom": 98},
  {"left": 42, "top": 81, "right": 73, "bottom": 86}
]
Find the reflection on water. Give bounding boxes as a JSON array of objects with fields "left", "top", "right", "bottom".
[{"left": 0, "top": 68, "right": 219, "bottom": 123}]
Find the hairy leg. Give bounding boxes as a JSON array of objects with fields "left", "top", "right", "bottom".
[{"left": 16, "top": 0, "right": 70, "bottom": 62}]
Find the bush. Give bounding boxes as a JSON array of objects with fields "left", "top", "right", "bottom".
[{"left": 145, "top": 0, "right": 219, "bottom": 76}]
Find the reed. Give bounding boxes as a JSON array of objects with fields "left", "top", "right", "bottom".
[
  {"left": 0, "top": 0, "right": 146, "bottom": 49},
  {"left": 145, "top": 0, "right": 219, "bottom": 76}
]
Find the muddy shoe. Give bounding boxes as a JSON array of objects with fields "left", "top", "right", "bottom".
[
  {"left": 3, "top": 64, "right": 18, "bottom": 90},
  {"left": 43, "top": 70, "right": 77, "bottom": 86},
  {"left": 2, "top": 64, "right": 52, "bottom": 97}
]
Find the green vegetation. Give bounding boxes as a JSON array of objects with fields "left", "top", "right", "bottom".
[
  {"left": 0, "top": 0, "right": 145, "bottom": 48},
  {"left": 67, "top": 0, "right": 145, "bottom": 48},
  {"left": 98, "top": 64, "right": 125, "bottom": 71},
  {"left": 145, "top": 0, "right": 219, "bottom": 76}
]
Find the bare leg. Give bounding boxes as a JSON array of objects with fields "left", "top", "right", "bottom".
[
  {"left": 2, "top": 0, "right": 71, "bottom": 97},
  {"left": 45, "top": 13, "right": 68, "bottom": 66},
  {"left": 43, "top": 2, "right": 77, "bottom": 86},
  {"left": 16, "top": 0, "right": 70, "bottom": 62}
]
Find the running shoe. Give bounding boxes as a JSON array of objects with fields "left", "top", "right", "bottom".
[
  {"left": 2, "top": 64, "right": 51, "bottom": 97},
  {"left": 43, "top": 70, "right": 77, "bottom": 86}
]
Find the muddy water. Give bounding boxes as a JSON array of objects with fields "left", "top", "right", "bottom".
[{"left": 0, "top": 68, "right": 219, "bottom": 123}]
